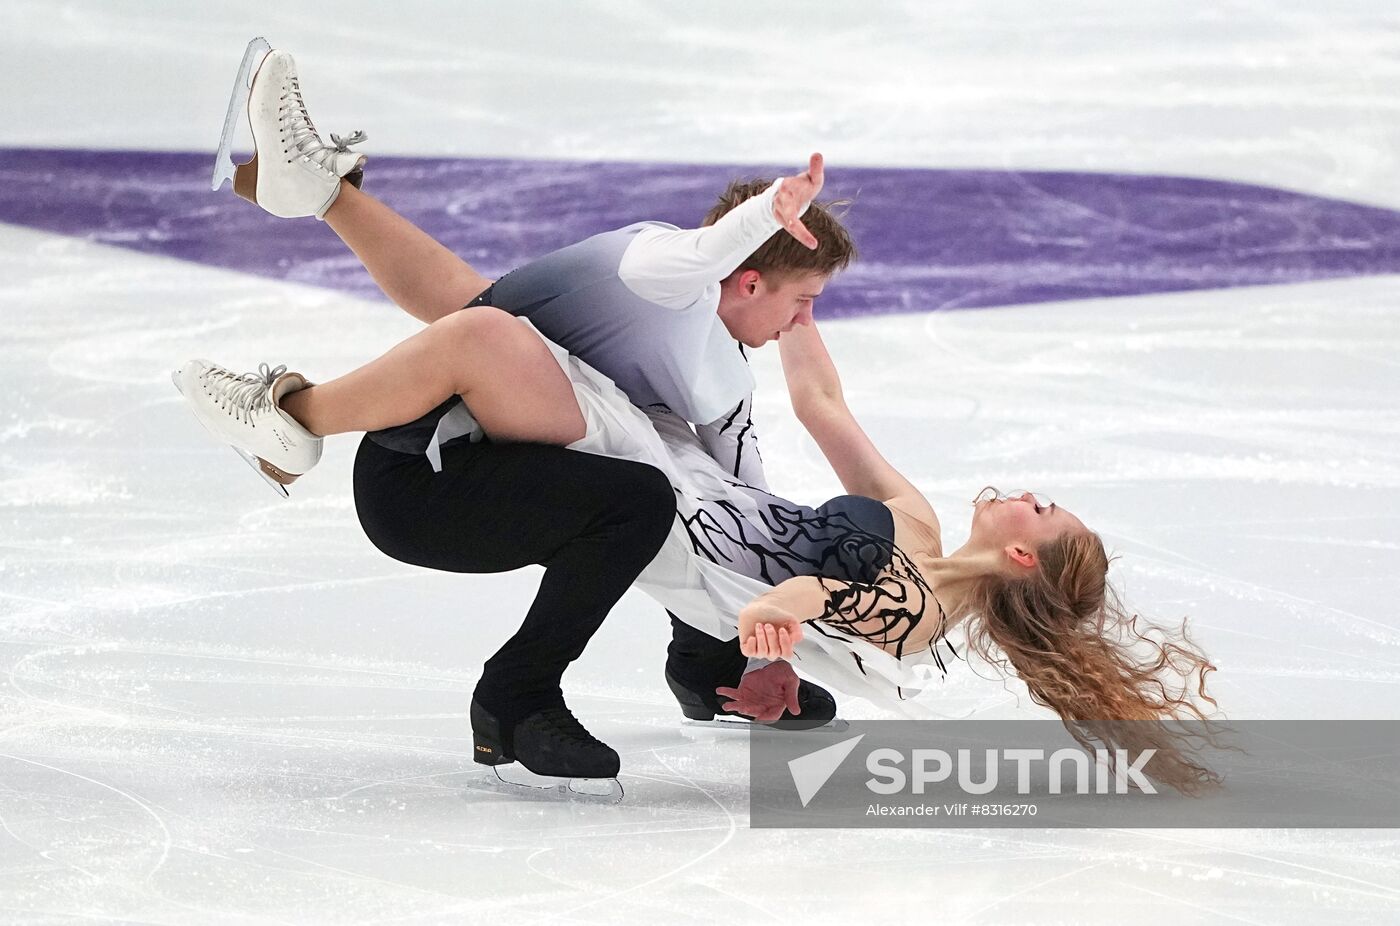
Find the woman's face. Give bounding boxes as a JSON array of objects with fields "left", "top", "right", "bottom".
[{"left": 970, "top": 489, "right": 1086, "bottom": 559}]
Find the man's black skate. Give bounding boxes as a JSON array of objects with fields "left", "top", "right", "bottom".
[
  {"left": 665, "top": 668, "right": 845, "bottom": 732},
  {"left": 471, "top": 699, "right": 623, "bottom": 801}
]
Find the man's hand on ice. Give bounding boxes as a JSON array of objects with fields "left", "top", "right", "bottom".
[{"left": 714, "top": 660, "right": 802, "bottom": 723}]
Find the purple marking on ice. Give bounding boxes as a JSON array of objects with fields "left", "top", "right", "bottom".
[{"left": 2, "top": 147, "right": 1399, "bottom": 318}]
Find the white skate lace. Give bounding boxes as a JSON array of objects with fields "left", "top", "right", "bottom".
[
  {"left": 279, "top": 77, "right": 366, "bottom": 171},
  {"left": 203, "top": 362, "right": 287, "bottom": 424},
  {"left": 330, "top": 130, "right": 367, "bottom": 153}
]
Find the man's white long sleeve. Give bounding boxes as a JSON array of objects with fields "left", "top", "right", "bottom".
[
  {"left": 694, "top": 392, "right": 771, "bottom": 493},
  {"left": 618, "top": 179, "right": 806, "bottom": 310}
]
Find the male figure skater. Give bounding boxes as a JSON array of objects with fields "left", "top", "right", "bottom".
[{"left": 186, "top": 41, "right": 857, "bottom": 790}]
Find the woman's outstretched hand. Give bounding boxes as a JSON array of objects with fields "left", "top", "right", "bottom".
[
  {"left": 738, "top": 600, "right": 804, "bottom": 660},
  {"left": 774, "top": 152, "right": 825, "bottom": 250}
]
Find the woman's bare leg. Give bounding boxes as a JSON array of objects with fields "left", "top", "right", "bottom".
[
  {"left": 279, "top": 307, "right": 586, "bottom": 445},
  {"left": 321, "top": 181, "right": 492, "bottom": 324}
]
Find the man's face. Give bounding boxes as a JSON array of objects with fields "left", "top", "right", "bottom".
[{"left": 720, "top": 271, "right": 828, "bottom": 348}]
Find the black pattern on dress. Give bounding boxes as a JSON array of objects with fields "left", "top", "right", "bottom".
[
  {"left": 810, "top": 542, "right": 959, "bottom": 680},
  {"left": 679, "top": 493, "right": 960, "bottom": 681}
]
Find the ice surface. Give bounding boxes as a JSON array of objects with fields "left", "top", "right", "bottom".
[{"left": 1, "top": 1, "right": 1398, "bottom": 923}]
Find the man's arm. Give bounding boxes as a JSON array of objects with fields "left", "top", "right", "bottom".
[
  {"left": 695, "top": 391, "right": 774, "bottom": 678},
  {"left": 779, "top": 321, "right": 940, "bottom": 533},
  {"left": 694, "top": 392, "right": 771, "bottom": 492},
  {"left": 618, "top": 154, "right": 825, "bottom": 308}
]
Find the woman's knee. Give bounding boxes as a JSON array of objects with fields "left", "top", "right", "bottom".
[
  {"left": 425, "top": 306, "right": 554, "bottom": 402},
  {"left": 429, "top": 304, "right": 516, "bottom": 352}
]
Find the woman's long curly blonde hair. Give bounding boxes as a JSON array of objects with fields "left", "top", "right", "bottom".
[{"left": 963, "top": 529, "right": 1228, "bottom": 795}]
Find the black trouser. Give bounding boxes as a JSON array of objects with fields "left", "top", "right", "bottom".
[
  {"left": 666, "top": 612, "right": 747, "bottom": 696},
  {"left": 353, "top": 434, "right": 676, "bottom": 725}
]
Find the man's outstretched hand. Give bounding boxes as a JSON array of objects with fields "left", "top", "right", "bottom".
[
  {"left": 714, "top": 660, "right": 802, "bottom": 724},
  {"left": 774, "top": 152, "right": 825, "bottom": 250}
]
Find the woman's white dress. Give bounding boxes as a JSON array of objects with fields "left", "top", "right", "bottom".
[{"left": 506, "top": 320, "right": 957, "bottom": 709}]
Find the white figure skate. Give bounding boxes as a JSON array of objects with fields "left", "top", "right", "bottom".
[
  {"left": 212, "top": 37, "right": 367, "bottom": 219},
  {"left": 171, "top": 360, "right": 323, "bottom": 498}
]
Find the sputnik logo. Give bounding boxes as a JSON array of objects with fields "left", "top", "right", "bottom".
[{"left": 788, "top": 734, "right": 865, "bottom": 807}]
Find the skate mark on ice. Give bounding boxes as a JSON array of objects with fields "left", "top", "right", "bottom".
[
  {"left": 544, "top": 748, "right": 738, "bottom": 922},
  {"left": 0, "top": 752, "right": 173, "bottom": 883}
]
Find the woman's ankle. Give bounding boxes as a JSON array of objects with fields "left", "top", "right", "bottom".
[{"left": 278, "top": 387, "right": 326, "bottom": 437}]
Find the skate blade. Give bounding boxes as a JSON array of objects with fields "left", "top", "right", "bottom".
[
  {"left": 232, "top": 446, "right": 291, "bottom": 499},
  {"left": 681, "top": 716, "right": 851, "bottom": 733},
  {"left": 478, "top": 765, "right": 623, "bottom": 804},
  {"left": 170, "top": 369, "right": 291, "bottom": 499},
  {"left": 212, "top": 36, "right": 272, "bottom": 192}
]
